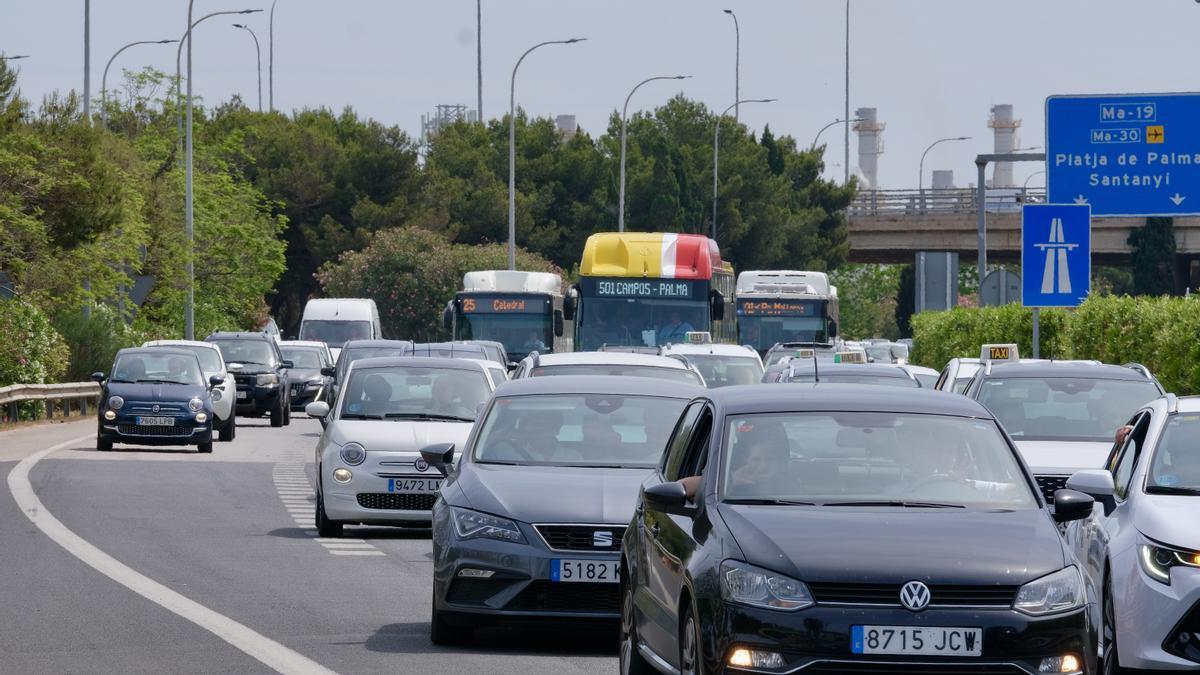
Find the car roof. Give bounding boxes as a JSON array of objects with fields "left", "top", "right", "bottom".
[
  {"left": 781, "top": 362, "right": 915, "bottom": 379},
  {"left": 492, "top": 375, "right": 704, "bottom": 398},
  {"left": 341, "top": 339, "right": 414, "bottom": 350},
  {"left": 280, "top": 340, "right": 328, "bottom": 350},
  {"left": 143, "top": 340, "right": 220, "bottom": 351},
  {"left": 660, "top": 343, "right": 760, "bottom": 358},
  {"left": 348, "top": 356, "right": 488, "bottom": 372},
  {"left": 980, "top": 361, "right": 1155, "bottom": 382},
  {"left": 708, "top": 383, "right": 995, "bottom": 418},
  {"left": 529, "top": 352, "right": 691, "bottom": 369},
  {"left": 903, "top": 364, "right": 940, "bottom": 376},
  {"left": 1174, "top": 396, "right": 1200, "bottom": 413},
  {"left": 207, "top": 332, "right": 273, "bottom": 341},
  {"left": 116, "top": 347, "right": 201, "bottom": 359}
]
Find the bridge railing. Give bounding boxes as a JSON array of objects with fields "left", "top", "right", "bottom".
[
  {"left": 0, "top": 382, "right": 101, "bottom": 426},
  {"left": 850, "top": 188, "right": 1047, "bottom": 216}
]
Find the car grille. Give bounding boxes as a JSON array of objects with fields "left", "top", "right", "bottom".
[
  {"left": 807, "top": 583, "right": 1017, "bottom": 608},
  {"left": 445, "top": 578, "right": 511, "bottom": 606},
  {"left": 355, "top": 493, "right": 438, "bottom": 511},
  {"left": 534, "top": 524, "right": 625, "bottom": 553},
  {"left": 117, "top": 423, "right": 191, "bottom": 437},
  {"left": 504, "top": 580, "right": 620, "bottom": 614},
  {"left": 127, "top": 403, "right": 188, "bottom": 415},
  {"left": 1035, "top": 475, "right": 1070, "bottom": 503},
  {"left": 800, "top": 664, "right": 1027, "bottom": 674}
]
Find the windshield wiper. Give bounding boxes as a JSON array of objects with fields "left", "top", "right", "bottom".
[
  {"left": 108, "top": 378, "right": 135, "bottom": 384},
  {"left": 823, "top": 500, "right": 965, "bottom": 509},
  {"left": 135, "top": 378, "right": 194, "bottom": 385},
  {"left": 725, "top": 498, "right": 817, "bottom": 506},
  {"left": 1146, "top": 485, "right": 1200, "bottom": 496},
  {"left": 340, "top": 413, "right": 385, "bottom": 420},
  {"left": 386, "top": 410, "right": 475, "bottom": 420}
]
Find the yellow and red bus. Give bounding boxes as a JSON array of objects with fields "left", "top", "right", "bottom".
[{"left": 569, "top": 232, "right": 735, "bottom": 350}]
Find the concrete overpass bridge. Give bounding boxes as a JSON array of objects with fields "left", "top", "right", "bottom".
[{"left": 847, "top": 189, "right": 1200, "bottom": 273}]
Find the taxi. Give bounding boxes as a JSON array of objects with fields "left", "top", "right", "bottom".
[
  {"left": 763, "top": 341, "right": 843, "bottom": 368},
  {"left": 1064, "top": 394, "right": 1200, "bottom": 672},
  {"left": 659, "top": 332, "right": 764, "bottom": 388},
  {"left": 962, "top": 344, "right": 1164, "bottom": 504}
]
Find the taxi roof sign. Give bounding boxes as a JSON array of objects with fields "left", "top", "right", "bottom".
[
  {"left": 833, "top": 350, "right": 866, "bottom": 364},
  {"left": 980, "top": 344, "right": 1020, "bottom": 362},
  {"left": 794, "top": 348, "right": 816, "bottom": 359},
  {"left": 685, "top": 331, "right": 712, "bottom": 344}
]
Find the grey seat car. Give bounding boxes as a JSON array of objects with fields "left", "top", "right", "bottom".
[{"left": 422, "top": 375, "right": 703, "bottom": 646}]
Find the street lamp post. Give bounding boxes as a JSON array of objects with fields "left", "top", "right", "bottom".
[
  {"left": 232, "top": 23, "right": 263, "bottom": 112},
  {"left": 618, "top": 74, "right": 689, "bottom": 232},
  {"left": 507, "top": 37, "right": 585, "bottom": 271},
  {"left": 722, "top": 9, "right": 740, "bottom": 122},
  {"left": 84, "top": 0, "right": 91, "bottom": 126},
  {"left": 0, "top": 55, "right": 30, "bottom": 61},
  {"left": 101, "top": 39, "right": 176, "bottom": 127},
  {"left": 476, "top": 0, "right": 483, "bottom": 122},
  {"left": 712, "top": 98, "right": 776, "bottom": 241},
  {"left": 176, "top": 10, "right": 262, "bottom": 160},
  {"left": 811, "top": 117, "right": 864, "bottom": 150},
  {"left": 918, "top": 136, "right": 970, "bottom": 211},
  {"left": 269, "top": 0, "right": 276, "bottom": 111}
]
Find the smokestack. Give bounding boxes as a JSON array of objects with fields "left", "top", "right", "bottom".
[
  {"left": 852, "top": 107, "right": 885, "bottom": 189},
  {"left": 989, "top": 104, "right": 1021, "bottom": 188}
]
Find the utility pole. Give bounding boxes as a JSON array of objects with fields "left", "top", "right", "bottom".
[
  {"left": 476, "top": 0, "right": 483, "bottom": 122},
  {"left": 83, "top": 0, "right": 91, "bottom": 125}
]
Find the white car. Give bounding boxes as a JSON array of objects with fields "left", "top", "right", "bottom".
[
  {"left": 306, "top": 356, "right": 496, "bottom": 537},
  {"left": 659, "top": 341, "right": 763, "bottom": 388},
  {"left": 510, "top": 351, "right": 706, "bottom": 386},
  {"left": 142, "top": 339, "right": 236, "bottom": 441},
  {"left": 1064, "top": 394, "right": 1200, "bottom": 673}
]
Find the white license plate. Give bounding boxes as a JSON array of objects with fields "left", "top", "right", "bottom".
[
  {"left": 135, "top": 416, "right": 175, "bottom": 426},
  {"left": 236, "top": 390, "right": 248, "bottom": 400},
  {"left": 551, "top": 559, "right": 620, "bottom": 583},
  {"left": 387, "top": 478, "right": 441, "bottom": 493},
  {"left": 852, "top": 626, "right": 982, "bottom": 656}
]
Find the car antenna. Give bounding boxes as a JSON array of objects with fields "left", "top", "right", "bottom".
[{"left": 812, "top": 349, "right": 820, "bottom": 383}]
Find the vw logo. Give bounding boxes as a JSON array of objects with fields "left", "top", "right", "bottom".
[
  {"left": 900, "top": 581, "right": 931, "bottom": 612},
  {"left": 414, "top": 458, "right": 429, "bottom": 472},
  {"left": 152, "top": 404, "right": 160, "bottom": 413}
]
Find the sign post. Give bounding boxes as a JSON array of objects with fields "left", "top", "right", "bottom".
[{"left": 1022, "top": 204, "right": 1091, "bottom": 358}]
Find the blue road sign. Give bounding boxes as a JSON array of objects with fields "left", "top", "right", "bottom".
[
  {"left": 1046, "top": 92, "right": 1200, "bottom": 217},
  {"left": 1022, "top": 204, "right": 1090, "bottom": 308}
]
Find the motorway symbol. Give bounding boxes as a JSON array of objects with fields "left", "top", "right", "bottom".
[
  {"left": 1046, "top": 92, "right": 1200, "bottom": 216},
  {"left": 1022, "top": 204, "right": 1091, "bottom": 308}
]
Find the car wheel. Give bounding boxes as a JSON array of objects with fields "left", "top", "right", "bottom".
[
  {"left": 315, "top": 492, "right": 342, "bottom": 538},
  {"left": 680, "top": 603, "right": 701, "bottom": 675},
  {"left": 1103, "top": 576, "right": 1127, "bottom": 675},
  {"left": 97, "top": 437, "right": 112, "bottom": 452},
  {"left": 430, "top": 588, "right": 473, "bottom": 646},
  {"left": 218, "top": 413, "right": 236, "bottom": 442},
  {"left": 620, "top": 576, "right": 656, "bottom": 675},
  {"left": 197, "top": 441, "right": 213, "bottom": 454},
  {"left": 270, "top": 398, "right": 284, "bottom": 427}
]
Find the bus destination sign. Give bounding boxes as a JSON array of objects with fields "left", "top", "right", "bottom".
[
  {"left": 737, "top": 300, "right": 818, "bottom": 317},
  {"left": 582, "top": 278, "right": 698, "bottom": 300},
  {"left": 459, "top": 294, "right": 547, "bottom": 314}
]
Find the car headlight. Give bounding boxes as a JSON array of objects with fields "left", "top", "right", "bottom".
[
  {"left": 450, "top": 506, "right": 526, "bottom": 544},
  {"left": 1013, "top": 566, "right": 1086, "bottom": 616},
  {"left": 256, "top": 373, "right": 279, "bottom": 386},
  {"left": 1139, "top": 538, "right": 1200, "bottom": 585},
  {"left": 210, "top": 388, "right": 222, "bottom": 402},
  {"left": 720, "top": 560, "right": 814, "bottom": 611},
  {"left": 107, "top": 395, "right": 124, "bottom": 410},
  {"left": 103, "top": 409, "right": 117, "bottom": 421},
  {"left": 195, "top": 412, "right": 208, "bottom": 423},
  {"left": 339, "top": 442, "right": 366, "bottom": 466},
  {"left": 188, "top": 397, "right": 203, "bottom": 412},
  {"left": 306, "top": 379, "right": 322, "bottom": 389}
]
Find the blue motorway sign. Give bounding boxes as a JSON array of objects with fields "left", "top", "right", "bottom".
[
  {"left": 1021, "top": 204, "right": 1090, "bottom": 308},
  {"left": 1046, "top": 93, "right": 1200, "bottom": 217}
]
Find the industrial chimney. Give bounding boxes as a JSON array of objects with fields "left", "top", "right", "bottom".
[
  {"left": 988, "top": 104, "right": 1021, "bottom": 188},
  {"left": 852, "top": 107, "right": 885, "bottom": 189}
]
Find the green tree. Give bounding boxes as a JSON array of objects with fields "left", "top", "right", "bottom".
[
  {"left": 1129, "top": 217, "right": 1176, "bottom": 295},
  {"left": 828, "top": 264, "right": 902, "bottom": 339}
]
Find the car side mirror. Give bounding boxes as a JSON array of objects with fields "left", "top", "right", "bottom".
[
  {"left": 420, "top": 443, "right": 455, "bottom": 478},
  {"left": 90, "top": 372, "right": 105, "bottom": 383},
  {"left": 209, "top": 375, "right": 225, "bottom": 387},
  {"left": 709, "top": 290, "right": 725, "bottom": 321},
  {"left": 643, "top": 481, "right": 696, "bottom": 517},
  {"left": 305, "top": 401, "right": 330, "bottom": 419},
  {"left": 280, "top": 360, "right": 294, "bottom": 369},
  {"left": 1052, "top": 489, "right": 1096, "bottom": 523},
  {"left": 553, "top": 309, "right": 564, "bottom": 337},
  {"left": 1066, "top": 469, "right": 1116, "bottom": 516},
  {"left": 320, "top": 366, "right": 336, "bottom": 378}
]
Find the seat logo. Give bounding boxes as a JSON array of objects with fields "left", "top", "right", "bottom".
[
  {"left": 592, "top": 531, "right": 613, "bottom": 548},
  {"left": 900, "top": 581, "right": 931, "bottom": 612}
]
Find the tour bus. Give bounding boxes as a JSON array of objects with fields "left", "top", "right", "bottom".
[
  {"left": 442, "top": 270, "right": 571, "bottom": 364},
  {"left": 734, "top": 270, "right": 840, "bottom": 358},
  {"left": 297, "top": 298, "right": 383, "bottom": 362},
  {"left": 570, "top": 232, "right": 735, "bottom": 351}
]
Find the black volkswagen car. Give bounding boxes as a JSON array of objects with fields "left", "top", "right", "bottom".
[
  {"left": 206, "top": 332, "right": 293, "bottom": 427},
  {"left": 621, "top": 385, "right": 1098, "bottom": 675},
  {"left": 93, "top": 348, "right": 220, "bottom": 453}
]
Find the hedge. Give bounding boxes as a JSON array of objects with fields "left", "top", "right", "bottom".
[
  {"left": 911, "top": 295, "right": 1200, "bottom": 395},
  {"left": 0, "top": 298, "right": 71, "bottom": 419}
]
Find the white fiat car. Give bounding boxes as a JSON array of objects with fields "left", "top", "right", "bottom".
[
  {"left": 142, "top": 339, "right": 236, "bottom": 441},
  {"left": 306, "top": 356, "right": 495, "bottom": 537},
  {"left": 1064, "top": 393, "right": 1200, "bottom": 673}
]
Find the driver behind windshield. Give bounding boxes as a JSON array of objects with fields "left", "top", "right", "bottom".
[{"left": 893, "top": 422, "right": 1018, "bottom": 500}]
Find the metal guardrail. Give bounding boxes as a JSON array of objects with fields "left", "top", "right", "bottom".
[
  {"left": 850, "top": 188, "right": 1047, "bottom": 216},
  {"left": 0, "top": 382, "right": 101, "bottom": 426}
]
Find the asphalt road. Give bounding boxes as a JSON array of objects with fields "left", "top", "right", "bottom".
[{"left": 0, "top": 416, "right": 614, "bottom": 674}]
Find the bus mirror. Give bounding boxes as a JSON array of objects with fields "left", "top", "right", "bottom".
[
  {"left": 827, "top": 317, "right": 838, "bottom": 338},
  {"left": 709, "top": 290, "right": 726, "bottom": 321},
  {"left": 554, "top": 309, "right": 564, "bottom": 337},
  {"left": 441, "top": 304, "right": 453, "bottom": 331},
  {"left": 563, "top": 290, "right": 578, "bottom": 321}
]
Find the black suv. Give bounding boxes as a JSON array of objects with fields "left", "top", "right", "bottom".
[{"left": 206, "top": 332, "right": 293, "bottom": 427}]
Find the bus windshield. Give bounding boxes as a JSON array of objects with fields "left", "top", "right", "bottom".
[
  {"left": 454, "top": 294, "right": 553, "bottom": 359},
  {"left": 578, "top": 298, "right": 707, "bottom": 351},
  {"left": 737, "top": 315, "right": 827, "bottom": 353}
]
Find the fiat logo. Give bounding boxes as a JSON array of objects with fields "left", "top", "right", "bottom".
[
  {"left": 900, "top": 581, "right": 931, "bottom": 612},
  {"left": 414, "top": 458, "right": 429, "bottom": 472},
  {"left": 152, "top": 404, "right": 160, "bottom": 413}
]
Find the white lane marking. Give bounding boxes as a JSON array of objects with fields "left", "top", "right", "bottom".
[
  {"left": 328, "top": 550, "right": 386, "bottom": 556},
  {"left": 272, "top": 461, "right": 384, "bottom": 557},
  {"left": 320, "top": 542, "right": 376, "bottom": 549},
  {"left": 8, "top": 434, "right": 336, "bottom": 675}
]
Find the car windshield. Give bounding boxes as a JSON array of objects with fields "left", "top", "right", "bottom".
[
  {"left": 531, "top": 364, "right": 703, "bottom": 386},
  {"left": 473, "top": 394, "right": 688, "bottom": 468},
  {"left": 412, "top": 345, "right": 489, "bottom": 361},
  {"left": 111, "top": 353, "right": 204, "bottom": 386},
  {"left": 299, "top": 320, "right": 372, "bottom": 346},
  {"left": 783, "top": 371, "right": 919, "bottom": 387},
  {"left": 679, "top": 355, "right": 763, "bottom": 388},
  {"left": 338, "top": 366, "right": 490, "bottom": 420},
  {"left": 720, "top": 412, "right": 1036, "bottom": 509},
  {"left": 150, "top": 345, "right": 222, "bottom": 374},
  {"left": 1147, "top": 414, "right": 1200, "bottom": 493},
  {"left": 210, "top": 339, "right": 276, "bottom": 366},
  {"left": 336, "top": 346, "right": 410, "bottom": 379},
  {"left": 977, "top": 377, "right": 1161, "bottom": 442},
  {"left": 282, "top": 348, "right": 323, "bottom": 369}
]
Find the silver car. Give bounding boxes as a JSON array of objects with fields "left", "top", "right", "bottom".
[
  {"left": 306, "top": 357, "right": 496, "bottom": 537},
  {"left": 423, "top": 375, "right": 702, "bottom": 646}
]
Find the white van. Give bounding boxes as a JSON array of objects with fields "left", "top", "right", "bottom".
[{"left": 298, "top": 298, "right": 382, "bottom": 361}]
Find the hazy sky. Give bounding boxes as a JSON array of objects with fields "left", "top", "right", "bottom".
[{"left": 4, "top": 0, "right": 1199, "bottom": 189}]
